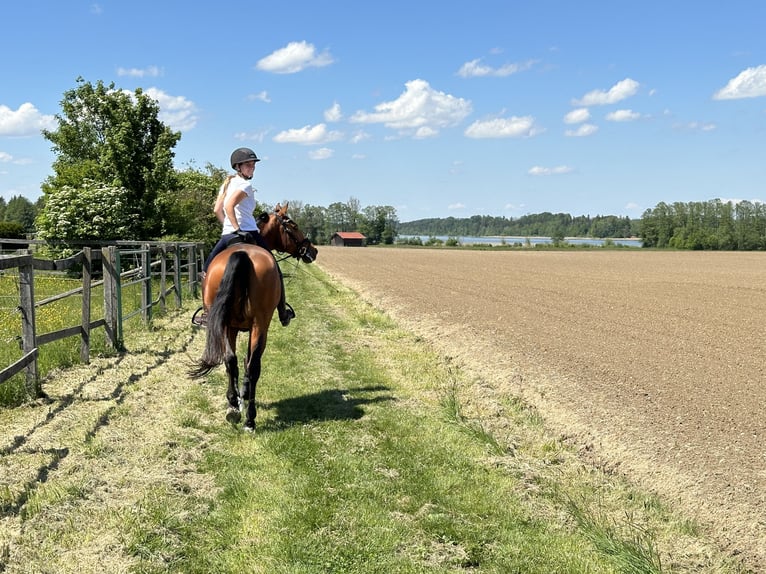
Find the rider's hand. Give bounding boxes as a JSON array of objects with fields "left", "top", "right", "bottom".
[{"left": 235, "top": 229, "right": 253, "bottom": 243}]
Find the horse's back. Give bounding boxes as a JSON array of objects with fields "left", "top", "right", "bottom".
[{"left": 204, "top": 244, "right": 281, "bottom": 319}]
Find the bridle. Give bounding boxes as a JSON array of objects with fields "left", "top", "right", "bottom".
[{"left": 273, "top": 212, "right": 314, "bottom": 262}]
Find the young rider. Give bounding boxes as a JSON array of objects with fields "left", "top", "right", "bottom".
[{"left": 192, "top": 147, "right": 295, "bottom": 328}]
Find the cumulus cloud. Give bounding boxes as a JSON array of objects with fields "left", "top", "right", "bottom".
[
  {"left": 564, "top": 123, "right": 598, "bottom": 137},
  {"left": 528, "top": 165, "right": 574, "bottom": 176},
  {"left": 324, "top": 102, "right": 342, "bottom": 122},
  {"left": 573, "top": 78, "right": 639, "bottom": 106},
  {"left": 464, "top": 115, "right": 542, "bottom": 139},
  {"left": 143, "top": 88, "right": 198, "bottom": 132},
  {"left": 273, "top": 123, "right": 343, "bottom": 145},
  {"left": 672, "top": 121, "right": 717, "bottom": 132},
  {"left": 256, "top": 41, "right": 334, "bottom": 74},
  {"left": 713, "top": 65, "right": 766, "bottom": 99},
  {"left": 457, "top": 58, "right": 537, "bottom": 78},
  {"left": 0, "top": 102, "right": 56, "bottom": 136},
  {"left": 564, "top": 108, "right": 590, "bottom": 124},
  {"left": 350, "top": 79, "right": 472, "bottom": 137},
  {"left": 117, "top": 66, "right": 162, "bottom": 78},
  {"left": 448, "top": 202, "right": 466, "bottom": 210},
  {"left": 605, "top": 109, "right": 641, "bottom": 122}
]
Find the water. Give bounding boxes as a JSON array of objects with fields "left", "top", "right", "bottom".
[{"left": 399, "top": 235, "right": 643, "bottom": 247}]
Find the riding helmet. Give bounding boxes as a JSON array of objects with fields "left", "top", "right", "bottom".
[{"left": 230, "top": 147, "right": 260, "bottom": 169}]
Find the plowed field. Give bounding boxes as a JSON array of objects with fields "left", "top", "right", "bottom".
[{"left": 317, "top": 246, "right": 766, "bottom": 571}]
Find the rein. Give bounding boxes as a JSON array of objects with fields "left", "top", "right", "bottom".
[{"left": 273, "top": 213, "right": 313, "bottom": 260}]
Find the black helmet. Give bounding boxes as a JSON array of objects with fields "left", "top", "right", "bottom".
[{"left": 230, "top": 147, "right": 260, "bottom": 169}]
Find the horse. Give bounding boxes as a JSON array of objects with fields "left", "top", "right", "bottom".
[{"left": 189, "top": 203, "right": 318, "bottom": 431}]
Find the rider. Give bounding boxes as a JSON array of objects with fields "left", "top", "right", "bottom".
[{"left": 192, "top": 147, "right": 295, "bottom": 328}]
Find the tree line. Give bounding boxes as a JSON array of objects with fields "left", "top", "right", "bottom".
[
  {"left": 397, "top": 213, "right": 639, "bottom": 239},
  {"left": 640, "top": 199, "right": 766, "bottom": 249}
]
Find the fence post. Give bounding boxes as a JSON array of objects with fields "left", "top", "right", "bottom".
[
  {"left": 18, "top": 255, "right": 39, "bottom": 396},
  {"left": 188, "top": 244, "right": 198, "bottom": 299},
  {"left": 102, "top": 246, "right": 120, "bottom": 349},
  {"left": 173, "top": 246, "right": 182, "bottom": 306},
  {"left": 80, "top": 248, "right": 92, "bottom": 363},
  {"left": 141, "top": 243, "right": 151, "bottom": 323},
  {"left": 159, "top": 244, "right": 167, "bottom": 312}
]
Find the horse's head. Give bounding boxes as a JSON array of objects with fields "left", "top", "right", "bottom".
[{"left": 257, "top": 203, "right": 318, "bottom": 264}]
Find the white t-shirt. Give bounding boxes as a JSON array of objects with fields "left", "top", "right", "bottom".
[{"left": 220, "top": 174, "right": 258, "bottom": 234}]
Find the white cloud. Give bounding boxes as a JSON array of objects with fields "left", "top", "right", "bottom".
[
  {"left": 273, "top": 123, "right": 343, "bottom": 145},
  {"left": 713, "top": 65, "right": 766, "bottom": 100},
  {"left": 0, "top": 151, "right": 12, "bottom": 162},
  {"left": 564, "top": 123, "right": 598, "bottom": 137},
  {"left": 247, "top": 91, "right": 271, "bottom": 103},
  {"left": 324, "top": 102, "right": 342, "bottom": 122},
  {"left": 0, "top": 102, "right": 56, "bottom": 136},
  {"left": 605, "top": 109, "right": 641, "bottom": 122},
  {"left": 564, "top": 108, "right": 590, "bottom": 124},
  {"left": 573, "top": 78, "right": 639, "bottom": 106},
  {"left": 351, "top": 79, "right": 471, "bottom": 137},
  {"left": 349, "top": 130, "right": 370, "bottom": 144},
  {"left": 144, "top": 88, "right": 198, "bottom": 131},
  {"left": 528, "top": 165, "right": 574, "bottom": 176},
  {"left": 117, "top": 66, "right": 162, "bottom": 78},
  {"left": 464, "top": 115, "right": 542, "bottom": 139},
  {"left": 625, "top": 202, "right": 641, "bottom": 211},
  {"left": 457, "top": 58, "right": 536, "bottom": 78},
  {"left": 234, "top": 130, "right": 269, "bottom": 143},
  {"left": 256, "top": 41, "right": 334, "bottom": 74},
  {"left": 448, "top": 202, "right": 466, "bottom": 210},
  {"left": 308, "top": 147, "right": 333, "bottom": 160},
  {"left": 672, "top": 121, "right": 717, "bottom": 132}
]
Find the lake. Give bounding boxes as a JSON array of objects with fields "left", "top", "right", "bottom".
[{"left": 399, "top": 235, "right": 643, "bottom": 247}]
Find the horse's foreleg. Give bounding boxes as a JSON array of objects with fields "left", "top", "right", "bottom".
[{"left": 243, "top": 331, "right": 266, "bottom": 431}]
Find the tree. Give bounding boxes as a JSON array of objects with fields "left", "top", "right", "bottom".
[
  {"left": 159, "top": 163, "right": 227, "bottom": 247},
  {"left": 4, "top": 195, "right": 37, "bottom": 232},
  {"left": 35, "top": 180, "right": 137, "bottom": 251},
  {"left": 40, "top": 78, "right": 181, "bottom": 240}
]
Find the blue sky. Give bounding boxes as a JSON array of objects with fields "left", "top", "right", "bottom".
[{"left": 2, "top": 1, "right": 766, "bottom": 222}]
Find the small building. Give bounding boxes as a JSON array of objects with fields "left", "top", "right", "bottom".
[{"left": 330, "top": 232, "right": 366, "bottom": 247}]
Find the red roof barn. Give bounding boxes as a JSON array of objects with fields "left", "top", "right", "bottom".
[{"left": 330, "top": 232, "right": 366, "bottom": 247}]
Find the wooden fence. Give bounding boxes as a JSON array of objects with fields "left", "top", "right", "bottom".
[{"left": 0, "top": 241, "right": 205, "bottom": 397}]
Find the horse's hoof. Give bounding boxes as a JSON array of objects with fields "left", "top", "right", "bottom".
[
  {"left": 243, "top": 424, "right": 255, "bottom": 433},
  {"left": 226, "top": 407, "right": 241, "bottom": 424}
]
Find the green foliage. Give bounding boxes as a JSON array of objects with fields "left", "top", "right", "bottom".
[
  {"left": 158, "top": 162, "right": 226, "bottom": 248},
  {"left": 4, "top": 196, "right": 37, "bottom": 232},
  {"left": 398, "top": 212, "right": 636, "bottom": 239},
  {"left": 35, "top": 180, "right": 137, "bottom": 245},
  {"left": 40, "top": 77, "right": 181, "bottom": 240},
  {"left": 640, "top": 199, "right": 766, "bottom": 250},
  {"left": 0, "top": 221, "right": 25, "bottom": 238}
]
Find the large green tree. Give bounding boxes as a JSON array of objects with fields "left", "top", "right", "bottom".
[{"left": 38, "top": 78, "right": 181, "bottom": 240}]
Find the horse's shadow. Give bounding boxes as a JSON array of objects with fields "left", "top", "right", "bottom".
[{"left": 256, "top": 385, "right": 394, "bottom": 431}]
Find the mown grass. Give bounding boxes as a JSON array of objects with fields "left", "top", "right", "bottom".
[
  {"left": 114, "top": 263, "right": 744, "bottom": 573},
  {"left": 0, "top": 271, "right": 191, "bottom": 406}
]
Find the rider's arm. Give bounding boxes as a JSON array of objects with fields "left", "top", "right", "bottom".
[{"left": 224, "top": 189, "right": 247, "bottom": 231}]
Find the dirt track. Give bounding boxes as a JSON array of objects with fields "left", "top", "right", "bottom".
[{"left": 316, "top": 246, "right": 766, "bottom": 571}]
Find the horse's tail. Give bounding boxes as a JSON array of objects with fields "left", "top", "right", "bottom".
[{"left": 189, "top": 251, "right": 252, "bottom": 378}]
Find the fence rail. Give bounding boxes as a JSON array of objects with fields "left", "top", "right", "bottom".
[{"left": 0, "top": 241, "right": 205, "bottom": 397}]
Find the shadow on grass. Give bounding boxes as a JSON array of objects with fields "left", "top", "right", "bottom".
[{"left": 257, "top": 385, "right": 394, "bottom": 431}]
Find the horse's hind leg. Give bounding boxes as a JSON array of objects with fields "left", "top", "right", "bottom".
[
  {"left": 243, "top": 332, "right": 266, "bottom": 431},
  {"left": 224, "top": 333, "right": 241, "bottom": 424}
]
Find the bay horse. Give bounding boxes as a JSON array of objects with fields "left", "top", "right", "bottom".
[{"left": 189, "top": 203, "right": 318, "bottom": 430}]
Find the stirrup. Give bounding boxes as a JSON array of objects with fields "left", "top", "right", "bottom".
[
  {"left": 191, "top": 306, "right": 207, "bottom": 327},
  {"left": 279, "top": 303, "right": 296, "bottom": 327}
]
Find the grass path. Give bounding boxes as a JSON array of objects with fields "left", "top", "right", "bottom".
[{"left": 0, "top": 263, "right": 747, "bottom": 573}]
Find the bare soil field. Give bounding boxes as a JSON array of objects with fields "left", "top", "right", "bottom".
[{"left": 317, "top": 246, "right": 766, "bottom": 571}]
